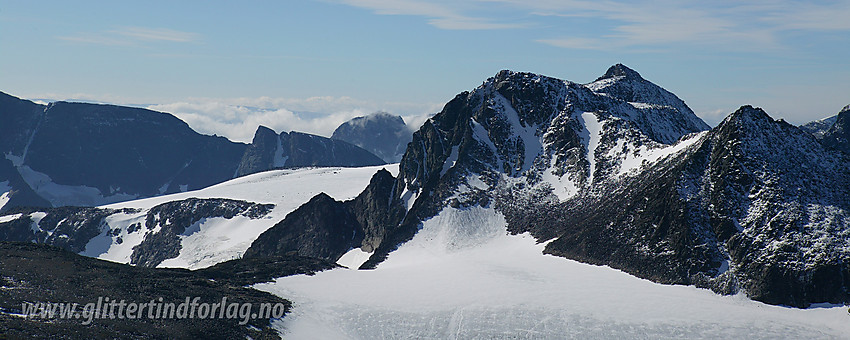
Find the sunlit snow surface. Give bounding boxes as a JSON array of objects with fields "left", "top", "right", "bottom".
[
  {"left": 94, "top": 165, "right": 397, "bottom": 269},
  {"left": 257, "top": 206, "right": 850, "bottom": 339}
]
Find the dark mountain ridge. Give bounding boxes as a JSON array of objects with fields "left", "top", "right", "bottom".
[{"left": 0, "top": 92, "right": 385, "bottom": 212}]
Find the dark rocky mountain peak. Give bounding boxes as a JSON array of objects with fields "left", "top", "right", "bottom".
[
  {"left": 596, "top": 63, "right": 644, "bottom": 81},
  {"left": 822, "top": 104, "right": 850, "bottom": 153}
]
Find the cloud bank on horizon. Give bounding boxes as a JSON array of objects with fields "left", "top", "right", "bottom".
[{"left": 146, "top": 97, "right": 437, "bottom": 143}]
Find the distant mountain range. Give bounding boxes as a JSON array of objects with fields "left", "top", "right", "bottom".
[
  {"left": 1, "top": 64, "right": 849, "bottom": 338},
  {"left": 0, "top": 92, "right": 386, "bottom": 212}
]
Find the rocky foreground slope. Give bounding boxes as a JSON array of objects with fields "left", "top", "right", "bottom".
[{"left": 0, "top": 242, "right": 335, "bottom": 339}]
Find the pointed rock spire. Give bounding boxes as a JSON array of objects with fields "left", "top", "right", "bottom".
[{"left": 596, "top": 63, "right": 644, "bottom": 81}]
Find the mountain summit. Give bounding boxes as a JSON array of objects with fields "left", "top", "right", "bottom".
[
  {"left": 596, "top": 63, "right": 644, "bottom": 81},
  {"left": 331, "top": 112, "right": 413, "bottom": 163}
]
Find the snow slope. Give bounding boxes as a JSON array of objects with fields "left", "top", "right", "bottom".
[
  {"left": 257, "top": 206, "right": 850, "bottom": 339},
  {"left": 89, "top": 165, "right": 397, "bottom": 269}
]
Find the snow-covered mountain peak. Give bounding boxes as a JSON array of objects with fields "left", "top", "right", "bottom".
[
  {"left": 720, "top": 105, "right": 772, "bottom": 125},
  {"left": 585, "top": 65, "right": 709, "bottom": 144}
]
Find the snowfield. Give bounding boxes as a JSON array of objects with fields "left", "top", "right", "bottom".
[
  {"left": 257, "top": 206, "right": 850, "bottom": 339},
  {"left": 93, "top": 165, "right": 397, "bottom": 269}
]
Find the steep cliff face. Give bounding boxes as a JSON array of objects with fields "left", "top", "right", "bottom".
[
  {"left": 235, "top": 126, "right": 386, "bottom": 177},
  {"left": 243, "top": 168, "right": 404, "bottom": 263}
]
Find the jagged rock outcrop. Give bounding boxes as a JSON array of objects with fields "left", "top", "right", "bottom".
[
  {"left": 244, "top": 168, "right": 404, "bottom": 263},
  {"left": 800, "top": 115, "right": 838, "bottom": 139},
  {"left": 588, "top": 64, "right": 710, "bottom": 144},
  {"left": 331, "top": 112, "right": 413, "bottom": 163},
  {"left": 235, "top": 126, "right": 386, "bottom": 177},
  {"left": 821, "top": 105, "right": 850, "bottom": 154},
  {"left": 0, "top": 206, "right": 133, "bottom": 253}
]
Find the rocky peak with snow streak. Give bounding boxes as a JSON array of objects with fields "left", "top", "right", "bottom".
[
  {"left": 587, "top": 64, "right": 709, "bottom": 144},
  {"left": 514, "top": 104, "right": 850, "bottom": 307},
  {"left": 252, "top": 66, "right": 713, "bottom": 271}
]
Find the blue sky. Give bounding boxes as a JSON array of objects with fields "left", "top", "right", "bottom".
[{"left": 2, "top": 1, "right": 849, "bottom": 142}]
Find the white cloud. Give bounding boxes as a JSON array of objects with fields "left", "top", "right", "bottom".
[
  {"left": 336, "top": 0, "right": 850, "bottom": 49},
  {"left": 334, "top": 0, "right": 523, "bottom": 30},
  {"left": 111, "top": 27, "right": 200, "bottom": 42},
  {"left": 57, "top": 26, "right": 199, "bottom": 46},
  {"left": 148, "top": 102, "right": 364, "bottom": 143},
  {"left": 23, "top": 91, "right": 442, "bottom": 143},
  {"left": 146, "top": 96, "right": 441, "bottom": 143}
]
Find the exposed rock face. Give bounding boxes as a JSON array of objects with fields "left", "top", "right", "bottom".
[
  {"left": 588, "top": 64, "right": 710, "bottom": 144},
  {"left": 244, "top": 193, "right": 360, "bottom": 261},
  {"left": 244, "top": 168, "right": 404, "bottom": 263},
  {"left": 235, "top": 125, "right": 280, "bottom": 177},
  {"left": 21, "top": 101, "right": 247, "bottom": 199},
  {"left": 799, "top": 115, "right": 838, "bottom": 139},
  {"left": 235, "top": 126, "right": 386, "bottom": 177},
  {"left": 508, "top": 106, "right": 850, "bottom": 307},
  {"left": 332, "top": 112, "right": 413, "bottom": 163},
  {"left": 130, "top": 198, "right": 274, "bottom": 267},
  {"left": 821, "top": 105, "right": 850, "bottom": 154},
  {"left": 249, "top": 65, "right": 850, "bottom": 308},
  {"left": 0, "top": 198, "right": 273, "bottom": 268},
  {"left": 0, "top": 206, "right": 136, "bottom": 253}
]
